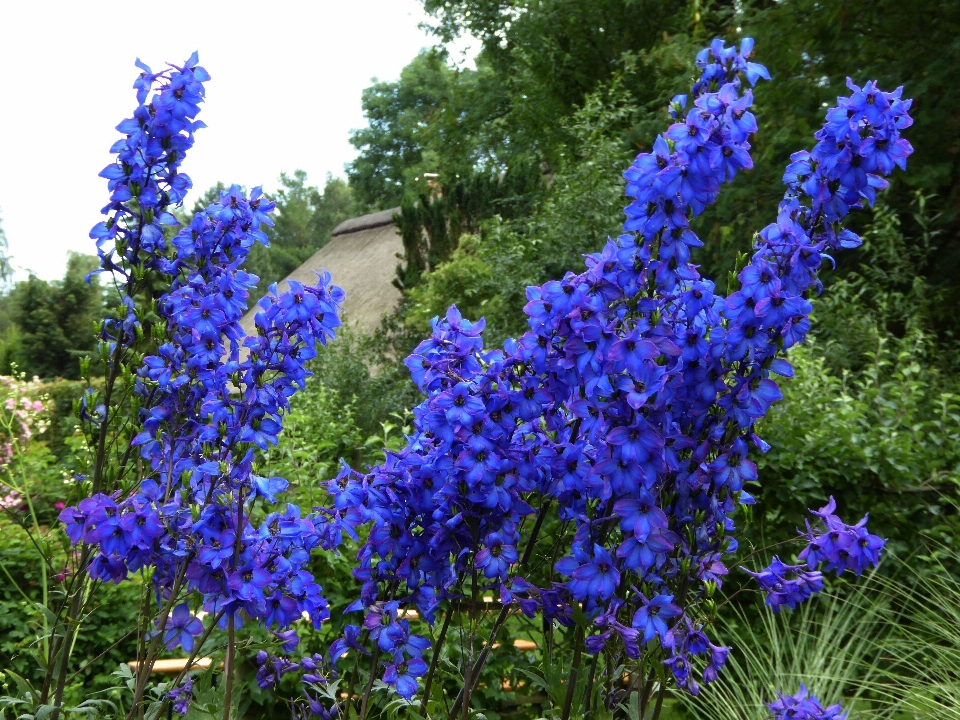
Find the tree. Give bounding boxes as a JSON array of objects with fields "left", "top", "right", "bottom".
[
  {"left": 354, "top": 0, "right": 960, "bottom": 355},
  {"left": 8, "top": 253, "right": 102, "bottom": 379},
  {"left": 348, "top": 49, "right": 461, "bottom": 208}
]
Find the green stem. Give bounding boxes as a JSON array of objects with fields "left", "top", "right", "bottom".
[
  {"left": 125, "top": 566, "right": 187, "bottom": 720},
  {"left": 0, "top": 556, "right": 34, "bottom": 605},
  {"left": 221, "top": 613, "right": 236, "bottom": 720},
  {"left": 359, "top": 643, "right": 382, "bottom": 720},
  {"left": 649, "top": 682, "right": 666, "bottom": 720},
  {"left": 638, "top": 668, "right": 654, "bottom": 720},
  {"left": 51, "top": 585, "right": 85, "bottom": 718},
  {"left": 560, "top": 626, "right": 584, "bottom": 720},
  {"left": 447, "top": 499, "right": 552, "bottom": 718},
  {"left": 341, "top": 628, "right": 370, "bottom": 716},
  {"left": 462, "top": 562, "right": 478, "bottom": 720},
  {"left": 419, "top": 606, "right": 452, "bottom": 718},
  {"left": 40, "top": 547, "right": 91, "bottom": 706},
  {"left": 583, "top": 650, "right": 600, "bottom": 716}
]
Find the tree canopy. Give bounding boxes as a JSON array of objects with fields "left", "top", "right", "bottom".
[
  {"left": 1, "top": 253, "right": 102, "bottom": 379},
  {"left": 345, "top": 0, "right": 959, "bottom": 361}
]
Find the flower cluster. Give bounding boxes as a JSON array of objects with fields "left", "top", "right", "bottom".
[
  {"left": 767, "top": 684, "right": 847, "bottom": 720},
  {"left": 327, "top": 602, "right": 431, "bottom": 698},
  {"left": 798, "top": 497, "right": 885, "bottom": 577},
  {"left": 167, "top": 677, "right": 193, "bottom": 716},
  {"left": 61, "top": 181, "right": 343, "bottom": 635},
  {"left": 743, "top": 557, "right": 824, "bottom": 612},
  {"left": 745, "top": 497, "right": 885, "bottom": 610},
  {"left": 311, "top": 36, "right": 913, "bottom": 709},
  {"left": 90, "top": 54, "right": 205, "bottom": 283},
  {"left": 59, "top": 53, "right": 345, "bottom": 717},
  {"left": 0, "top": 374, "right": 47, "bottom": 465},
  {"left": 256, "top": 650, "right": 300, "bottom": 690}
]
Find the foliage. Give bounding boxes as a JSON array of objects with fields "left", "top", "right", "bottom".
[
  {"left": 812, "top": 192, "right": 949, "bottom": 374},
  {"left": 40, "top": 378, "right": 92, "bottom": 464},
  {"left": 754, "top": 337, "right": 960, "bottom": 555},
  {"left": 679, "top": 549, "right": 960, "bottom": 720},
  {"left": 1, "top": 254, "right": 103, "bottom": 380},
  {"left": 420, "top": 0, "right": 685, "bottom": 170},
  {"left": 301, "top": 321, "right": 422, "bottom": 444},
  {"left": 0, "top": 373, "right": 141, "bottom": 703},
  {"left": 679, "top": 574, "right": 890, "bottom": 720},
  {"left": 348, "top": 49, "right": 460, "bottom": 209},
  {"left": 262, "top": 382, "right": 363, "bottom": 506},
  {"left": 875, "top": 550, "right": 960, "bottom": 718},
  {"left": 350, "top": 0, "right": 960, "bottom": 359},
  {"left": 402, "top": 64, "right": 642, "bottom": 344}
]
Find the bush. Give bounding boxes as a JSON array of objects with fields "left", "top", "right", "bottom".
[{"left": 753, "top": 335, "right": 960, "bottom": 555}]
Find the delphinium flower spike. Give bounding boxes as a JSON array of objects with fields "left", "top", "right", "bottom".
[
  {"left": 59, "top": 54, "right": 346, "bottom": 718},
  {"left": 305, "top": 39, "right": 913, "bottom": 713}
]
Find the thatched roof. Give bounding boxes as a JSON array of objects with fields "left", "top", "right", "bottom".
[
  {"left": 330, "top": 207, "right": 399, "bottom": 237},
  {"left": 239, "top": 208, "right": 403, "bottom": 337}
]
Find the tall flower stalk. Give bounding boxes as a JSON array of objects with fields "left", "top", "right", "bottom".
[
  {"left": 305, "top": 38, "right": 913, "bottom": 718},
  {"left": 49, "top": 54, "right": 345, "bottom": 719}
]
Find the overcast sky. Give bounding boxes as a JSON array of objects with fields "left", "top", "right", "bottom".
[{"left": 0, "top": 1, "right": 474, "bottom": 282}]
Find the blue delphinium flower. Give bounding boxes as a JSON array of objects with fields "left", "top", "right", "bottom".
[
  {"left": 167, "top": 677, "right": 193, "bottom": 716},
  {"left": 632, "top": 594, "right": 682, "bottom": 644},
  {"left": 59, "top": 55, "right": 347, "bottom": 716},
  {"left": 798, "top": 497, "right": 886, "bottom": 577},
  {"left": 475, "top": 532, "right": 519, "bottom": 579},
  {"left": 64, "top": 178, "right": 344, "bottom": 622},
  {"left": 163, "top": 603, "right": 204, "bottom": 652},
  {"left": 90, "top": 52, "right": 208, "bottom": 300},
  {"left": 383, "top": 656, "right": 429, "bottom": 699},
  {"left": 743, "top": 557, "right": 824, "bottom": 612},
  {"left": 255, "top": 651, "right": 300, "bottom": 690},
  {"left": 310, "top": 36, "right": 913, "bottom": 709},
  {"left": 767, "top": 684, "right": 847, "bottom": 720},
  {"left": 572, "top": 545, "right": 621, "bottom": 601}
]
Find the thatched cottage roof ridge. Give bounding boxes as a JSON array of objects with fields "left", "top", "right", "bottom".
[
  {"left": 331, "top": 207, "right": 400, "bottom": 236},
  {"left": 239, "top": 208, "right": 404, "bottom": 338}
]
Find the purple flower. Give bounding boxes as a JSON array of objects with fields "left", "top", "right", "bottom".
[
  {"left": 569, "top": 545, "right": 620, "bottom": 601},
  {"left": 767, "top": 684, "right": 847, "bottom": 720},
  {"left": 475, "top": 532, "right": 519, "bottom": 579},
  {"left": 383, "top": 656, "right": 428, "bottom": 699},
  {"left": 167, "top": 677, "right": 193, "bottom": 716},
  {"left": 744, "top": 557, "right": 824, "bottom": 612},
  {"left": 163, "top": 604, "right": 204, "bottom": 652},
  {"left": 798, "top": 497, "right": 886, "bottom": 578},
  {"left": 632, "top": 594, "right": 681, "bottom": 644}
]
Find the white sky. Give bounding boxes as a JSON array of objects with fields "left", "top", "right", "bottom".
[{"left": 0, "top": 1, "right": 475, "bottom": 282}]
